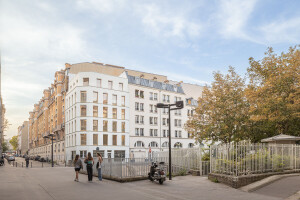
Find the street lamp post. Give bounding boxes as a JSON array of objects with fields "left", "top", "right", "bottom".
[
  {"left": 157, "top": 101, "right": 184, "bottom": 180},
  {"left": 43, "top": 134, "right": 56, "bottom": 167}
]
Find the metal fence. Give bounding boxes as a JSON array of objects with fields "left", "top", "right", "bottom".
[
  {"left": 153, "top": 148, "right": 210, "bottom": 175},
  {"left": 81, "top": 158, "right": 151, "bottom": 179},
  {"left": 210, "top": 142, "right": 300, "bottom": 176}
]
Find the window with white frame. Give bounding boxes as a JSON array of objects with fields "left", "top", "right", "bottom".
[
  {"left": 135, "top": 102, "right": 139, "bottom": 111},
  {"left": 134, "top": 141, "right": 144, "bottom": 147},
  {"left": 154, "top": 93, "right": 158, "bottom": 101},
  {"left": 149, "top": 92, "right": 153, "bottom": 100},
  {"left": 119, "top": 83, "right": 123, "bottom": 91},
  {"left": 149, "top": 117, "right": 153, "bottom": 125},
  {"left": 135, "top": 115, "right": 139, "bottom": 124},
  {"left": 97, "top": 79, "right": 101, "bottom": 87},
  {"left": 149, "top": 141, "right": 158, "bottom": 148},
  {"left": 154, "top": 129, "right": 158, "bottom": 136},
  {"left": 108, "top": 81, "right": 113, "bottom": 89}
]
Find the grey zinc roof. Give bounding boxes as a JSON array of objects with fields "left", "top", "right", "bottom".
[{"left": 128, "top": 75, "right": 184, "bottom": 94}]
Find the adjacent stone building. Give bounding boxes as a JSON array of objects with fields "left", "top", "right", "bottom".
[{"left": 17, "top": 121, "right": 29, "bottom": 155}]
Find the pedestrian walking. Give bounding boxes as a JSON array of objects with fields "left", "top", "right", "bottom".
[
  {"left": 25, "top": 154, "right": 30, "bottom": 168},
  {"left": 96, "top": 153, "right": 103, "bottom": 181},
  {"left": 84, "top": 152, "right": 94, "bottom": 182},
  {"left": 73, "top": 155, "right": 82, "bottom": 182}
]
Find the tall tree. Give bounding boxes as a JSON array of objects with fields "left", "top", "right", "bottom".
[
  {"left": 185, "top": 67, "right": 249, "bottom": 143},
  {"left": 2, "top": 141, "right": 8, "bottom": 152},
  {"left": 9, "top": 136, "right": 18, "bottom": 151},
  {"left": 246, "top": 46, "right": 300, "bottom": 137}
]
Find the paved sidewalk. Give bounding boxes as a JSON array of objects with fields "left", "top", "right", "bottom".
[
  {"left": 253, "top": 176, "right": 300, "bottom": 199},
  {"left": 0, "top": 163, "right": 280, "bottom": 200}
]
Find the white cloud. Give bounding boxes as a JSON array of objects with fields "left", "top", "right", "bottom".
[
  {"left": 76, "top": 0, "right": 125, "bottom": 13},
  {"left": 260, "top": 17, "right": 300, "bottom": 44},
  {"left": 136, "top": 4, "right": 201, "bottom": 38},
  {"left": 216, "top": 0, "right": 257, "bottom": 40}
]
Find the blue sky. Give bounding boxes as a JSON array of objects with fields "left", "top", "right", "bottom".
[{"left": 1, "top": 0, "right": 300, "bottom": 138}]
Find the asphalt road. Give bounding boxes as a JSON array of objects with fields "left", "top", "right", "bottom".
[
  {"left": 0, "top": 160, "right": 280, "bottom": 200},
  {"left": 253, "top": 176, "right": 300, "bottom": 199}
]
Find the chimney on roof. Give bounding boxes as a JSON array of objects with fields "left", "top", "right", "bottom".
[{"left": 140, "top": 74, "right": 144, "bottom": 78}]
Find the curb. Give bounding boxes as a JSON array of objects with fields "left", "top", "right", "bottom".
[
  {"left": 240, "top": 173, "right": 300, "bottom": 192},
  {"left": 285, "top": 190, "right": 300, "bottom": 200}
]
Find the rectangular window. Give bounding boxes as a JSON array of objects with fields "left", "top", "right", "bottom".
[
  {"left": 149, "top": 92, "right": 153, "bottom": 100},
  {"left": 83, "top": 78, "right": 89, "bottom": 86},
  {"left": 154, "top": 117, "right": 157, "bottom": 125},
  {"left": 135, "top": 115, "right": 139, "bottom": 124},
  {"left": 121, "top": 109, "right": 125, "bottom": 119},
  {"left": 140, "top": 128, "right": 144, "bottom": 136},
  {"left": 175, "top": 131, "right": 178, "bottom": 137},
  {"left": 103, "top": 120, "right": 108, "bottom": 132},
  {"left": 103, "top": 93, "right": 108, "bottom": 104},
  {"left": 103, "top": 107, "right": 108, "bottom": 118},
  {"left": 135, "top": 89, "right": 139, "bottom": 98},
  {"left": 150, "top": 104, "right": 153, "bottom": 112},
  {"left": 178, "top": 120, "right": 182, "bottom": 127},
  {"left": 113, "top": 121, "right": 117, "bottom": 132},
  {"left": 149, "top": 117, "right": 153, "bottom": 125},
  {"left": 80, "top": 119, "right": 86, "bottom": 131},
  {"left": 140, "top": 116, "right": 144, "bottom": 124},
  {"left": 113, "top": 108, "right": 117, "bottom": 119},
  {"left": 167, "top": 95, "right": 170, "bottom": 102},
  {"left": 179, "top": 131, "right": 182, "bottom": 138},
  {"left": 80, "top": 134, "right": 86, "bottom": 145},
  {"left": 80, "top": 105, "right": 86, "bottom": 117},
  {"left": 108, "top": 81, "right": 113, "bottom": 89},
  {"left": 150, "top": 129, "right": 153, "bottom": 136},
  {"left": 80, "top": 91, "right": 87, "bottom": 102},
  {"left": 122, "top": 135, "right": 125, "bottom": 146},
  {"left": 112, "top": 95, "right": 117, "bottom": 106},
  {"left": 140, "top": 91, "right": 144, "bottom": 98},
  {"left": 93, "top": 120, "right": 98, "bottom": 131},
  {"left": 175, "top": 119, "right": 178, "bottom": 126},
  {"left": 154, "top": 105, "right": 157, "bottom": 113},
  {"left": 93, "top": 134, "right": 98, "bottom": 146},
  {"left": 163, "top": 130, "right": 166, "bottom": 137},
  {"left": 121, "top": 96, "right": 125, "bottom": 106},
  {"left": 80, "top": 150, "right": 87, "bottom": 158},
  {"left": 93, "top": 106, "right": 98, "bottom": 117},
  {"left": 113, "top": 135, "right": 117, "bottom": 146},
  {"left": 154, "top": 93, "right": 158, "bottom": 101},
  {"left": 154, "top": 129, "right": 158, "bottom": 136},
  {"left": 97, "top": 79, "right": 102, "bottom": 87},
  {"left": 140, "top": 103, "right": 144, "bottom": 111},
  {"left": 119, "top": 83, "right": 123, "bottom": 91},
  {"left": 122, "top": 122, "right": 125, "bottom": 133},
  {"left": 103, "top": 134, "right": 108, "bottom": 146},
  {"left": 135, "top": 128, "right": 139, "bottom": 136},
  {"left": 135, "top": 102, "right": 139, "bottom": 111},
  {"left": 163, "top": 94, "right": 166, "bottom": 102},
  {"left": 93, "top": 92, "right": 98, "bottom": 103}
]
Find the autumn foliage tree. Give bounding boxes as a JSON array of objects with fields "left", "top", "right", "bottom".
[
  {"left": 246, "top": 46, "right": 300, "bottom": 140},
  {"left": 9, "top": 136, "right": 18, "bottom": 151},
  {"left": 185, "top": 67, "right": 249, "bottom": 143},
  {"left": 186, "top": 46, "right": 300, "bottom": 144}
]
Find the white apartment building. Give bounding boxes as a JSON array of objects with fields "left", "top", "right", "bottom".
[
  {"left": 65, "top": 64, "right": 130, "bottom": 160},
  {"left": 128, "top": 75, "right": 201, "bottom": 158}
]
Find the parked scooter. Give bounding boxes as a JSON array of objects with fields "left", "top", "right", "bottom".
[{"left": 148, "top": 162, "right": 166, "bottom": 184}]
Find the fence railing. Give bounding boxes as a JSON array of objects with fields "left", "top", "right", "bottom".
[{"left": 210, "top": 142, "right": 300, "bottom": 177}]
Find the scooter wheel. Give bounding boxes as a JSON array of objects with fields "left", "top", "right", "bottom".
[{"left": 159, "top": 179, "right": 163, "bottom": 185}]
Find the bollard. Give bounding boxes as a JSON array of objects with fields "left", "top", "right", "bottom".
[
  {"left": 65, "top": 161, "right": 66, "bottom": 167},
  {"left": 31, "top": 162, "right": 32, "bottom": 168},
  {"left": 22, "top": 162, "right": 23, "bottom": 168},
  {"left": 13, "top": 161, "right": 14, "bottom": 167},
  {"left": 42, "top": 162, "right": 43, "bottom": 168},
  {"left": 16, "top": 162, "right": 17, "bottom": 167}
]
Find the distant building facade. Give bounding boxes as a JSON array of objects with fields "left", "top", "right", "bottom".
[
  {"left": 25, "top": 62, "right": 204, "bottom": 162},
  {"left": 17, "top": 121, "right": 29, "bottom": 155}
]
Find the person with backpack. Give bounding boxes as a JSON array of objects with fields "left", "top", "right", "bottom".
[
  {"left": 73, "top": 155, "right": 82, "bottom": 182},
  {"left": 84, "top": 152, "right": 94, "bottom": 182},
  {"left": 96, "top": 153, "right": 103, "bottom": 181}
]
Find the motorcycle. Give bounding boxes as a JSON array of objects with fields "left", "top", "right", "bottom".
[
  {"left": 148, "top": 161, "right": 166, "bottom": 184},
  {"left": 0, "top": 159, "right": 4, "bottom": 166}
]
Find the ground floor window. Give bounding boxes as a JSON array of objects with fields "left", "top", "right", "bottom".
[
  {"left": 80, "top": 150, "right": 87, "bottom": 158},
  {"left": 93, "top": 150, "right": 104, "bottom": 158},
  {"left": 114, "top": 150, "right": 125, "bottom": 158}
]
